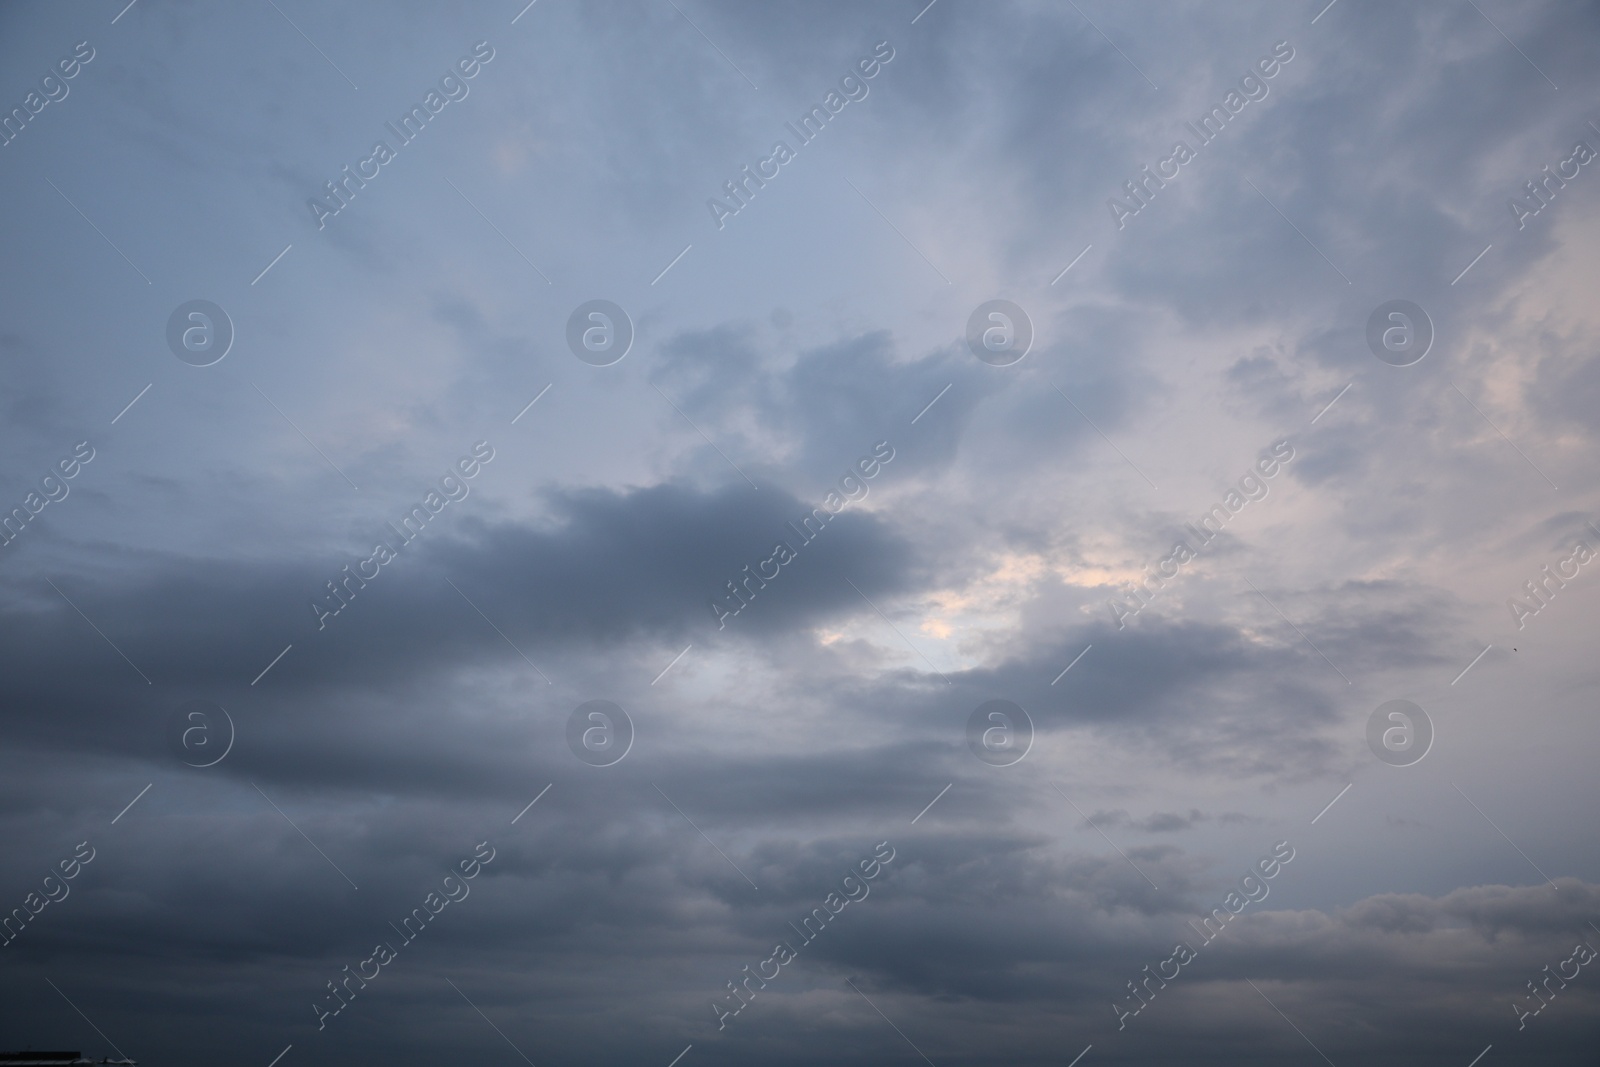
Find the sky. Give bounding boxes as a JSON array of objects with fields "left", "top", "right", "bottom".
[{"left": 1, "top": 0, "right": 1598, "bottom": 1064}]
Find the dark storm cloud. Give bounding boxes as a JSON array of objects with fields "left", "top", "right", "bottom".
[
  {"left": 3, "top": 0, "right": 1599, "bottom": 1065},
  {"left": 0, "top": 478, "right": 912, "bottom": 765}
]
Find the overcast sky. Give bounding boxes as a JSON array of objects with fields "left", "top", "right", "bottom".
[{"left": 2, "top": 1, "right": 1599, "bottom": 1064}]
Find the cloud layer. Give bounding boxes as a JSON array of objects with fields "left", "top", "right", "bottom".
[{"left": 1, "top": 1, "right": 1598, "bottom": 1065}]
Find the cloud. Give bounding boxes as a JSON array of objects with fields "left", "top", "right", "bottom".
[{"left": 3, "top": 1, "right": 1599, "bottom": 1064}]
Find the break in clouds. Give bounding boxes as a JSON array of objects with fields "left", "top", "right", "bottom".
[{"left": 1, "top": 2, "right": 1598, "bottom": 1067}]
